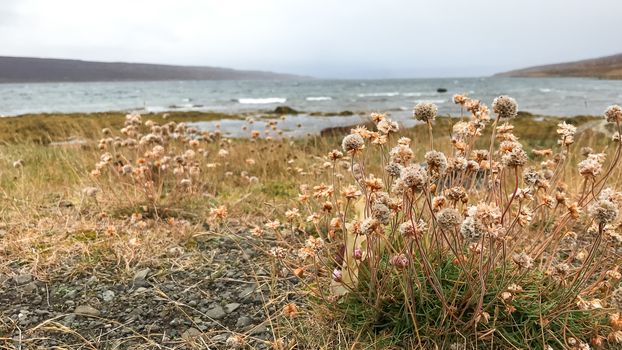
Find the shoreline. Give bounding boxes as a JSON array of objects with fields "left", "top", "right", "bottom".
[{"left": 0, "top": 108, "right": 611, "bottom": 145}]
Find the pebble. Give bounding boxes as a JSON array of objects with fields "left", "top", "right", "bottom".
[
  {"left": 74, "top": 305, "right": 101, "bottom": 317},
  {"left": 210, "top": 333, "right": 229, "bottom": 343},
  {"left": 133, "top": 268, "right": 151, "bottom": 287},
  {"left": 224, "top": 302, "right": 241, "bottom": 313},
  {"left": 238, "top": 286, "right": 255, "bottom": 299},
  {"left": 21, "top": 282, "right": 38, "bottom": 293},
  {"left": 13, "top": 274, "right": 32, "bottom": 285},
  {"left": 181, "top": 327, "right": 202, "bottom": 340},
  {"left": 102, "top": 290, "right": 115, "bottom": 302},
  {"left": 63, "top": 314, "right": 76, "bottom": 325},
  {"left": 206, "top": 305, "right": 226, "bottom": 320},
  {"left": 235, "top": 316, "right": 251, "bottom": 328}
]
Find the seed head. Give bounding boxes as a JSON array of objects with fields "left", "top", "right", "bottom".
[
  {"left": 372, "top": 202, "right": 391, "bottom": 225},
  {"left": 512, "top": 252, "right": 533, "bottom": 270},
  {"left": 399, "top": 164, "right": 428, "bottom": 190},
  {"left": 413, "top": 102, "right": 438, "bottom": 122},
  {"left": 342, "top": 133, "right": 365, "bottom": 154},
  {"left": 492, "top": 95, "right": 518, "bottom": 119},
  {"left": 436, "top": 208, "right": 462, "bottom": 230},
  {"left": 605, "top": 105, "right": 622, "bottom": 123},
  {"left": 385, "top": 162, "right": 403, "bottom": 177},
  {"left": 589, "top": 199, "right": 618, "bottom": 226},
  {"left": 501, "top": 147, "right": 528, "bottom": 168},
  {"left": 425, "top": 151, "right": 448, "bottom": 176},
  {"left": 612, "top": 287, "right": 622, "bottom": 310}
]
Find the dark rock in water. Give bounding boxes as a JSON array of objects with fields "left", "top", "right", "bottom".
[
  {"left": 337, "top": 110, "right": 354, "bottom": 116},
  {"left": 273, "top": 106, "right": 298, "bottom": 114},
  {"left": 437, "top": 88, "right": 447, "bottom": 93}
]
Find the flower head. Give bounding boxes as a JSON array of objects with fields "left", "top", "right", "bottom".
[
  {"left": 605, "top": 105, "right": 622, "bottom": 123},
  {"left": 342, "top": 133, "right": 365, "bottom": 154},
  {"left": 492, "top": 95, "right": 518, "bottom": 119},
  {"left": 413, "top": 102, "right": 438, "bottom": 122},
  {"left": 437, "top": 208, "right": 462, "bottom": 230},
  {"left": 589, "top": 199, "right": 618, "bottom": 226}
]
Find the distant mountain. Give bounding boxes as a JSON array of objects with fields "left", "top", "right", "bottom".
[
  {"left": 0, "top": 56, "right": 303, "bottom": 83},
  {"left": 495, "top": 53, "right": 622, "bottom": 79}
]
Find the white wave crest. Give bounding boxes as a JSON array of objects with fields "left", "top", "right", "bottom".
[
  {"left": 238, "top": 97, "right": 286, "bottom": 104},
  {"left": 306, "top": 96, "right": 332, "bottom": 101},
  {"left": 357, "top": 92, "right": 400, "bottom": 97},
  {"left": 413, "top": 99, "right": 446, "bottom": 104}
]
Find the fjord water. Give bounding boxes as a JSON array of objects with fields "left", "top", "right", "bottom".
[{"left": 1, "top": 77, "right": 621, "bottom": 117}]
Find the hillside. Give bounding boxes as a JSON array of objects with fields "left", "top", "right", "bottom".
[
  {"left": 0, "top": 56, "right": 302, "bottom": 83},
  {"left": 495, "top": 53, "right": 622, "bottom": 79}
]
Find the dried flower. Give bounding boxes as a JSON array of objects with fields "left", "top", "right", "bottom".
[
  {"left": 612, "top": 287, "right": 622, "bottom": 310},
  {"left": 512, "top": 252, "right": 533, "bottom": 270},
  {"left": 342, "top": 133, "right": 365, "bottom": 154},
  {"left": 413, "top": 102, "right": 438, "bottom": 122},
  {"left": 399, "top": 164, "right": 428, "bottom": 190},
  {"left": 425, "top": 151, "right": 448, "bottom": 176},
  {"left": 436, "top": 208, "right": 462, "bottom": 230},
  {"left": 492, "top": 95, "right": 518, "bottom": 119},
  {"left": 589, "top": 199, "right": 618, "bottom": 226},
  {"left": 605, "top": 105, "right": 622, "bottom": 123}
]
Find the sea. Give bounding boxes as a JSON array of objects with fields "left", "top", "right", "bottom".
[{"left": 1, "top": 77, "right": 621, "bottom": 137}]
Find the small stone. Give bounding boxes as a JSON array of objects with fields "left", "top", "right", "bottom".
[
  {"left": 235, "top": 316, "right": 251, "bottom": 328},
  {"left": 102, "top": 290, "right": 115, "bottom": 302},
  {"left": 13, "top": 274, "right": 32, "bottom": 285},
  {"left": 206, "top": 305, "right": 226, "bottom": 320},
  {"left": 224, "top": 303, "right": 241, "bottom": 313},
  {"left": 134, "top": 287, "right": 149, "bottom": 294},
  {"left": 64, "top": 289, "right": 77, "bottom": 299},
  {"left": 210, "top": 333, "right": 228, "bottom": 343},
  {"left": 133, "top": 268, "right": 151, "bottom": 287},
  {"left": 21, "top": 282, "right": 38, "bottom": 293},
  {"left": 238, "top": 286, "right": 255, "bottom": 299},
  {"left": 250, "top": 323, "right": 268, "bottom": 335},
  {"left": 74, "top": 305, "right": 100, "bottom": 317},
  {"left": 181, "top": 327, "right": 202, "bottom": 340},
  {"left": 63, "top": 314, "right": 76, "bottom": 325}
]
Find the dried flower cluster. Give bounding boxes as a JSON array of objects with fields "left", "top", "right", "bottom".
[{"left": 270, "top": 96, "right": 622, "bottom": 348}]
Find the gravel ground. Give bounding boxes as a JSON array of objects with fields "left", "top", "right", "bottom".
[{"left": 0, "top": 230, "right": 297, "bottom": 349}]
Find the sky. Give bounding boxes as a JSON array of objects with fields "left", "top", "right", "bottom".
[{"left": 0, "top": 0, "right": 621, "bottom": 79}]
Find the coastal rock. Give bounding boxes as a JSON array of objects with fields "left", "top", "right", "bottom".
[{"left": 273, "top": 106, "right": 298, "bottom": 114}]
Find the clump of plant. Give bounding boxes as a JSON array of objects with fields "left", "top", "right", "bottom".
[{"left": 272, "top": 97, "right": 622, "bottom": 348}]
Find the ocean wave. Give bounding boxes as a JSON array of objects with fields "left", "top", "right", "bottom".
[
  {"left": 402, "top": 92, "right": 423, "bottom": 97},
  {"left": 238, "top": 97, "right": 286, "bottom": 104},
  {"left": 413, "top": 99, "right": 446, "bottom": 104},
  {"left": 306, "top": 96, "right": 332, "bottom": 101},
  {"left": 539, "top": 88, "right": 552, "bottom": 93},
  {"left": 357, "top": 92, "right": 400, "bottom": 97}
]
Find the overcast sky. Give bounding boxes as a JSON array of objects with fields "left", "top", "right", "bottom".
[{"left": 1, "top": 0, "right": 621, "bottom": 79}]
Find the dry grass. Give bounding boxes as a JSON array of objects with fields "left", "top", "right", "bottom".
[{"left": 0, "top": 104, "right": 620, "bottom": 349}]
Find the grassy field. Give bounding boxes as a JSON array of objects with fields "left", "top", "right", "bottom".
[{"left": 1, "top": 103, "right": 621, "bottom": 349}]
